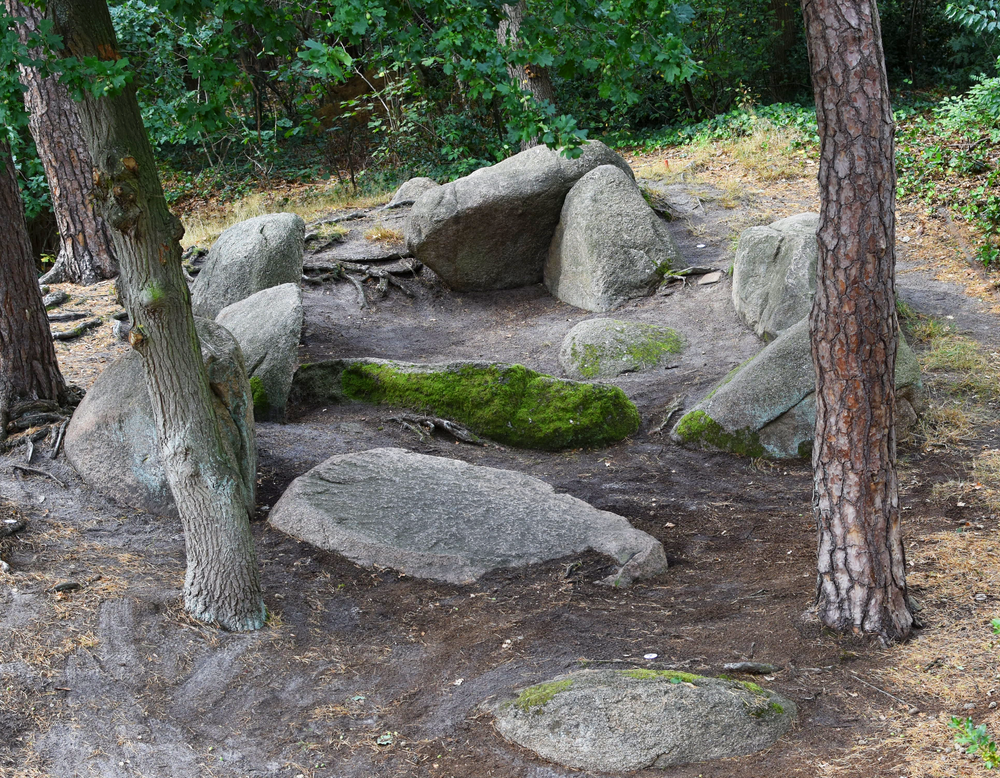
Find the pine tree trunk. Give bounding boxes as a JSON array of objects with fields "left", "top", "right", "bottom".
[
  {"left": 48, "top": 0, "right": 265, "bottom": 631},
  {"left": 6, "top": 0, "right": 118, "bottom": 285},
  {"left": 802, "top": 0, "right": 912, "bottom": 641},
  {"left": 497, "top": 0, "right": 557, "bottom": 151},
  {"left": 0, "top": 143, "right": 68, "bottom": 436}
]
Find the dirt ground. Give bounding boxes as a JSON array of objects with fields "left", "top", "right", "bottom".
[{"left": 3, "top": 154, "right": 1000, "bottom": 778}]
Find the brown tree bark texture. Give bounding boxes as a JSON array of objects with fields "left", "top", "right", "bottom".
[
  {"left": 0, "top": 143, "right": 68, "bottom": 433},
  {"left": 802, "top": 0, "right": 912, "bottom": 641},
  {"left": 7, "top": 0, "right": 118, "bottom": 285},
  {"left": 48, "top": 0, "right": 264, "bottom": 631},
  {"left": 497, "top": 0, "right": 557, "bottom": 151}
]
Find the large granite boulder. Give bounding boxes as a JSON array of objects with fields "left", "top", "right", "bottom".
[
  {"left": 215, "top": 283, "right": 303, "bottom": 422},
  {"left": 559, "top": 318, "right": 684, "bottom": 379},
  {"left": 65, "top": 319, "right": 256, "bottom": 517},
  {"left": 671, "top": 316, "right": 922, "bottom": 459},
  {"left": 491, "top": 669, "right": 796, "bottom": 771},
  {"left": 384, "top": 176, "right": 439, "bottom": 209},
  {"left": 731, "top": 213, "right": 819, "bottom": 341},
  {"left": 405, "top": 141, "right": 633, "bottom": 291},
  {"left": 545, "top": 165, "right": 681, "bottom": 312},
  {"left": 291, "top": 358, "right": 640, "bottom": 450},
  {"left": 191, "top": 213, "right": 305, "bottom": 318},
  {"left": 269, "top": 448, "right": 667, "bottom": 586}
]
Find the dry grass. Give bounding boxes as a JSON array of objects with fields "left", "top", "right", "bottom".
[
  {"left": 180, "top": 184, "right": 393, "bottom": 249},
  {"left": 729, "top": 122, "right": 812, "bottom": 181},
  {"left": 363, "top": 223, "right": 404, "bottom": 243},
  {"left": 821, "top": 529, "right": 1000, "bottom": 777}
]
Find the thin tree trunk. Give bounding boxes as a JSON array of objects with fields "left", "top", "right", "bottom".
[
  {"left": 6, "top": 0, "right": 118, "bottom": 285},
  {"left": 802, "top": 0, "right": 912, "bottom": 642},
  {"left": 497, "top": 0, "right": 557, "bottom": 150},
  {"left": 0, "top": 143, "right": 68, "bottom": 438},
  {"left": 48, "top": 0, "right": 265, "bottom": 631}
]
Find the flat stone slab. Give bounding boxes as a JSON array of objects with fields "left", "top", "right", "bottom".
[
  {"left": 491, "top": 669, "right": 796, "bottom": 772},
  {"left": 268, "top": 448, "right": 667, "bottom": 585}
]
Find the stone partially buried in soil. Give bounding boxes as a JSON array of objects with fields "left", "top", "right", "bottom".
[
  {"left": 64, "top": 319, "right": 256, "bottom": 517},
  {"left": 490, "top": 669, "right": 796, "bottom": 771},
  {"left": 268, "top": 448, "right": 667, "bottom": 585},
  {"left": 545, "top": 164, "right": 682, "bottom": 312},
  {"left": 671, "top": 316, "right": 922, "bottom": 459},
  {"left": 405, "top": 141, "right": 633, "bottom": 291},
  {"left": 290, "top": 358, "right": 640, "bottom": 450},
  {"left": 190, "top": 213, "right": 305, "bottom": 318},
  {"left": 215, "top": 283, "right": 303, "bottom": 422},
  {"left": 559, "top": 318, "right": 684, "bottom": 379}
]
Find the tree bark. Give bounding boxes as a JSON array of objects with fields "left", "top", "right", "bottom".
[
  {"left": 6, "top": 0, "right": 118, "bottom": 285},
  {"left": 47, "top": 0, "right": 265, "bottom": 631},
  {"left": 496, "top": 0, "right": 557, "bottom": 151},
  {"left": 802, "top": 0, "right": 912, "bottom": 641},
  {"left": 0, "top": 143, "right": 69, "bottom": 437}
]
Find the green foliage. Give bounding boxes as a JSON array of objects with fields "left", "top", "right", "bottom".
[
  {"left": 619, "top": 669, "right": 701, "bottom": 683},
  {"left": 950, "top": 716, "right": 1000, "bottom": 768}
]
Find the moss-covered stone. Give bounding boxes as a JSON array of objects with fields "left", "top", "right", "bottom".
[
  {"left": 514, "top": 679, "right": 574, "bottom": 713},
  {"left": 672, "top": 410, "right": 765, "bottom": 458},
  {"left": 560, "top": 319, "right": 684, "bottom": 380},
  {"left": 292, "top": 359, "right": 640, "bottom": 450},
  {"left": 249, "top": 375, "right": 270, "bottom": 418}
]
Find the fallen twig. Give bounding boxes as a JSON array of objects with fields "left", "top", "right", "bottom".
[
  {"left": 389, "top": 414, "right": 485, "bottom": 445},
  {"left": 52, "top": 317, "right": 101, "bottom": 341},
  {"left": 849, "top": 671, "right": 911, "bottom": 707},
  {"left": 648, "top": 394, "right": 685, "bottom": 436},
  {"left": 10, "top": 464, "right": 66, "bottom": 487},
  {"left": 50, "top": 419, "right": 69, "bottom": 460}
]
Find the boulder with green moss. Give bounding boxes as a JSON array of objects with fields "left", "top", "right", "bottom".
[
  {"left": 290, "top": 358, "right": 640, "bottom": 450},
  {"left": 490, "top": 668, "right": 795, "bottom": 771},
  {"left": 672, "top": 315, "right": 922, "bottom": 458},
  {"left": 545, "top": 164, "right": 682, "bottom": 312},
  {"left": 559, "top": 318, "right": 684, "bottom": 379}
]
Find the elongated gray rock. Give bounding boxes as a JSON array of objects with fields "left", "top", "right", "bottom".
[
  {"left": 269, "top": 448, "right": 667, "bottom": 586},
  {"left": 65, "top": 319, "right": 255, "bottom": 517},
  {"left": 191, "top": 213, "right": 305, "bottom": 318},
  {"left": 545, "top": 165, "right": 681, "bottom": 312},
  {"left": 405, "top": 141, "right": 633, "bottom": 291},
  {"left": 731, "top": 213, "right": 819, "bottom": 341},
  {"left": 215, "top": 283, "right": 303, "bottom": 422},
  {"left": 491, "top": 669, "right": 796, "bottom": 771},
  {"left": 672, "top": 316, "right": 922, "bottom": 458},
  {"left": 559, "top": 318, "right": 684, "bottom": 379}
]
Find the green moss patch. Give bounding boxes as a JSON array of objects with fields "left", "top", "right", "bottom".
[
  {"left": 619, "top": 669, "right": 702, "bottom": 684},
  {"left": 249, "top": 375, "right": 271, "bottom": 418},
  {"left": 292, "top": 360, "right": 640, "bottom": 450},
  {"left": 514, "top": 679, "right": 574, "bottom": 713},
  {"left": 565, "top": 322, "right": 684, "bottom": 379},
  {"left": 673, "top": 410, "right": 765, "bottom": 458}
]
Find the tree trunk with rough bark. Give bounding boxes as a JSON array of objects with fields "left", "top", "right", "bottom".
[
  {"left": 802, "top": 0, "right": 913, "bottom": 642},
  {"left": 496, "top": 0, "right": 557, "bottom": 151},
  {"left": 48, "top": 0, "right": 265, "bottom": 631},
  {"left": 0, "top": 143, "right": 69, "bottom": 437}
]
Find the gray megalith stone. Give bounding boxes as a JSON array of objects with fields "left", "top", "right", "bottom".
[
  {"left": 491, "top": 669, "right": 796, "bottom": 771},
  {"left": 731, "top": 212, "right": 819, "bottom": 341},
  {"left": 268, "top": 448, "right": 667, "bottom": 585},
  {"left": 384, "top": 176, "right": 439, "bottom": 209},
  {"left": 215, "top": 283, "right": 303, "bottom": 422},
  {"left": 405, "top": 141, "right": 633, "bottom": 291},
  {"left": 191, "top": 213, "right": 305, "bottom": 318},
  {"left": 65, "top": 319, "right": 256, "bottom": 517},
  {"left": 671, "top": 316, "right": 922, "bottom": 458},
  {"left": 545, "top": 165, "right": 682, "bottom": 312},
  {"left": 559, "top": 318, "right": 684, "bottom": 379}
]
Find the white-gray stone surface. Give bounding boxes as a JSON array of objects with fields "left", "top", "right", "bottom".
[
  {"left": 491, "top": 669, "right": 796, "bottom": 771},
  {"left": 384, "top": 176, "right": 439, "bottom": 209},
  {"left": 215, "top": 283, "right": 303, "bottom": 422},
  {"left": 191, "top": 213, "right": 305, "bottom": 318},
  {"left": 268, "top": 448, "right": 666, "bottom": 585},
  {"left": 731, "top": 212, "right": 819, "bottom": 340},
  {"left": 559, "top": 318, "right": 684, "bottom": 379},
  {"left": 405, "top": 141, "right": 633, "bottom": 291},
  {"left": 65, "top": 319, "right": 255, "bottom": 516},
  {"left": 545, "top": 165, "right": 681, "bottom": 312}
]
